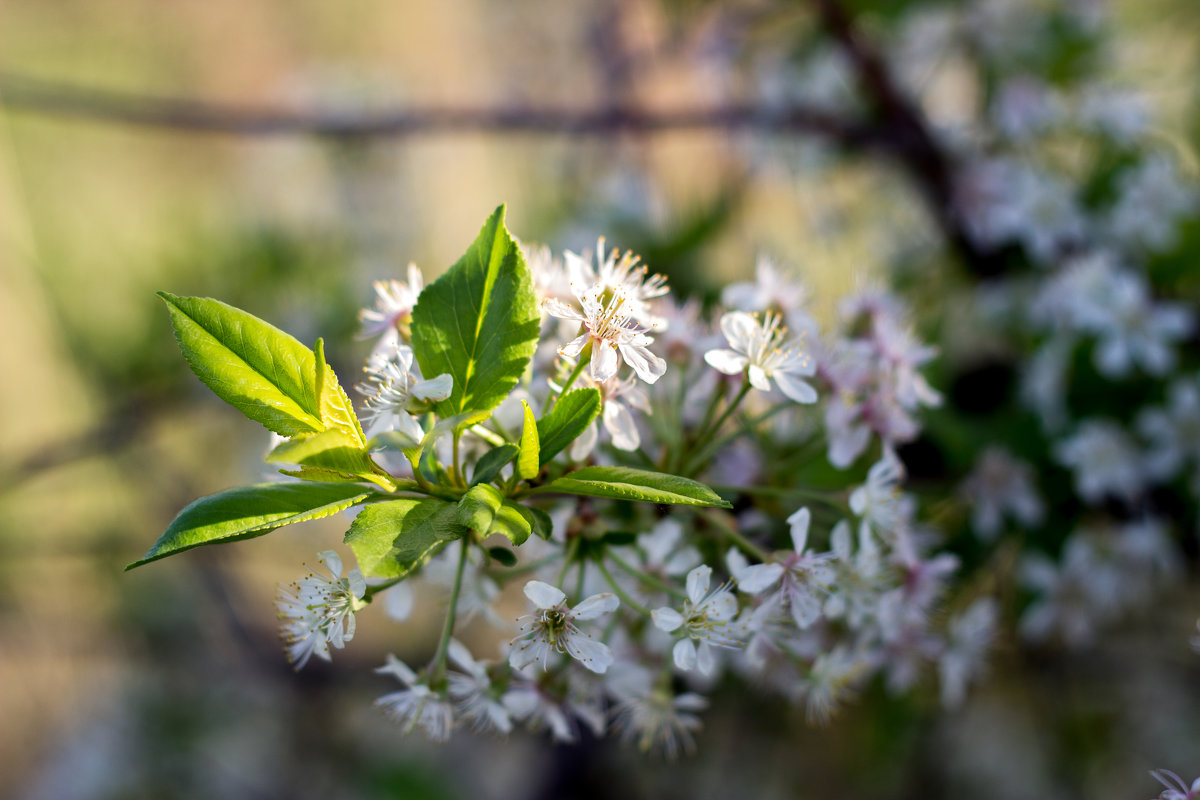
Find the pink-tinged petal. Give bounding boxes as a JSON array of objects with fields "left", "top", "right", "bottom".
[
  {"left": 524, "top": 580, "right": 566, "bottom": 609},
  {"left": 719, "top": 311, "right": 757, "bottom": 351},
  {"left": 565, "top": 635, "right": 613, "bottom": 674},
  {"left": 787, "top": 507, "right": 811, "bottom": 553},
  {"left": 736, "top": 563, "right": 784, "bottom": 594},
  {"left": 603, "top": 402, "right": 640, "bottom": 451},
  {"left": 788, "top": 586, "right": 823, "bottom": 628},
  {"left": 620, "top": 342, "right": 667, "bottom": 385},
  {"left": 591, "top": 342, "right": 620, "bottom": 382},
  {"left": 543, "top": 298, "right": 584, "bottom": 322},
  {"left": 673, "top": 639, "right": 697, "bottom": 671},
  {"left": 747, "top": 364, "right": 772, "bottom": 393},
  {"left": 569, "top": 421, "right": 598, "bottom": 460},
  {"left": 559, "top": 333, "right": 590, "bottom": 358},
  {"left": 696, "top": 641, "right": 716, "bottom": 675},
  {"left": 572, "top": 592, "right": 619, "bottom": 620},
  {"left": 652, "top": 607, "right": 684, "bottom": 632},
  {"left": 704, "top": 349, "right": 749, "bottom": 375},
  {"left": 774, "top": 371, "right": 819, "bottom": 404},
  {"left": 383, "top": 582, "right": 414, "bottom": 622},
  {"left": 686, "top": 565, "right": 712, "bottom": 604}
]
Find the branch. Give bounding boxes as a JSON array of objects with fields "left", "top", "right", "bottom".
[
  {"left": 0, "top": 71, "right": 880, "bottom": 146},
  {"left": 809, "top": 0, "right": 1007, "bottom": 277}
]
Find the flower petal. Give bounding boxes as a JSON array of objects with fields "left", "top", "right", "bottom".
[
  {"left": 673, "top": 639, "right": 697, "bottom": 671},
  {"left": 686, "top": 565, "right": 712, "bottom": 605},
  {"left": 591, "top": 341, "right": 619, "bottom": 382},
  {"left": 774, "top": 371, "right": 819, "bottom": 404},
  {"left": 565, "top": 635, "right": 614, "bottom": 674},
  {"left": 603, "top": 401, "right": 640, "bottom": 451},
  {"left": 747, "top": 364, "right": 772, "bottom": 393},
  {"left": 736, "top": 563, "right": 784, "bottom": 594},
  {"left": 652, "top": 607, "right": 684, "bottom": 633},
  {"left": 559, "top": 333, "right": 590, "bottom": 358},
  {"left": 572, "top": 592, "right": 619, "bottom": 620},
  {"left": 704, "top": 349, "right": 749, "bottom": 375},
  {"left": 787, "top": 507, "right": 811, "bottom": 554},
  {"left": 523, "top": 580, "right": 566, "bottom": 609}
]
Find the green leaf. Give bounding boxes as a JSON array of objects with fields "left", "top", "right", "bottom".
[
  {"left": 409, "top": 205, "right": 540, "bottom": 418},
  {"left": 489, "top": 503, "right": 532, "bottom": 547},
  {"left": 345, "top": 498, "right": 467, "bottom": 579},
  {"left": 128, "top": 482, "right": 375, "bottom": 569},
  {"left": 487, "top": 546, "right": 518, "bottom": 567},
  {"left": 517, "top": 400, "right": 540, "bottom": 480},
  {"left": 456, "top": 485, "right": 531, "bottom": 546},
  {"left": 266, "top": 430, "right": 395, "bottom": 491},
  {"left": 315, "top": 338, "right": 367, "bottom": 445},
  {"left": 511, "top": 503, "right": 552, "bottom": 541},
  {"left": 537, "top": 388, "right": 601, "bottom": 467},
  {"left": 457, "top": 484, "right": 504, "bottom": 533},
  {"left": 472, "top": 444, "right": 518, "bottom": 485},
  {"left": 158, "top": 292, "right": 323, "bottom": 437},
  {"left": 534, "top": 466, "right": 732, "bottom": 508}
]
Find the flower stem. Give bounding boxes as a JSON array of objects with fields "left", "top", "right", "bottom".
[
  {"left": 704, "top": 510, "right": 770, "bottom": 562},
  {"left": 430, "top": 541, "right": 470, "bottom": 687},
  {"left": 681, "top": 376, "right": 752, "bottom": 474},
  {"left": 594, "top": 556, "right": 652, "bottom": 617},
  {"left": 547, "top": 347, "right": 591, "bottom": 412},
  {"left": 606, "top": 549, "right": 687, "bottom": 600}
]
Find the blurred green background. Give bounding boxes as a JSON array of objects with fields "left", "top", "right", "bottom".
[{"left": 2, "top": 1, "right": 1198, "bottom": 798}]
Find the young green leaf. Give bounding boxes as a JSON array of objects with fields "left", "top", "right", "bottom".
[
  {"left": 536, "top": 388, "right": 601, "bottom": 467},
  {"left": 128, "top": 482, "right": 376, "bottom": 569},
  {"left": 457, "top": 484, "right": 505, "bottom": 533},
  {"left": 457, "top": 485, "right": 533, "bottom": 546},
  {"left": 471, "top": 444, "right": 519, "bottom": 485},
  {"left": 409, "top": 205, "right": 541, "bottom": 418},
  {"left": 158, "top": 292, "right": 323, "bottom": 437},
  {"left": 534, "top": 466, "right": 732, "bottom": 508},
  {"left": 517, "top": 400, "right": 540, "bottom": 480},
  {"left": 315, "top": 338, "right": 367, "bottom": 445},
  {"left": 344, "top": 498, "right": 468, "bottom": 579},
  {"left": 266, "top": 430, "right": 395, "bottom": 491}
]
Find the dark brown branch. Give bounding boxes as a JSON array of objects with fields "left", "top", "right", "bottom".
[
  {"left": 0, "top": 71, "right": 880, "bottom": 147},
  {"left": 809, "top": 0, "right": 1007, "bottom": 277}
]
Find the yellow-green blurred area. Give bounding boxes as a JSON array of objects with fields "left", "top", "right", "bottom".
[{"left": 1, "top": 1, "right": 1199, "bottom": 799}]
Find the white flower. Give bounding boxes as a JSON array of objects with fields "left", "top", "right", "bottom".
[
  {"left": 357, "top": 345, "right": 453, "bottom": 438},
  {"left": 1139, "top": 377, "right": 1200, "bottom": 482},
  {"left": 652, "top": 565, "right": 741, "bottom": 675},
  {"left": 730, "top": 508, "right": 835, "bottom": 629},
  {"left": 938, "top": 598, "right": 998, "bottom": 708},
  {"left": 721, "top": 254, "right": 818, "bottom": 337},
  {"left": 849, "top": 456, "right": 910, "bottom": 540},
  {"left": 1054, "top": 419, "right": 1147, "bottom": 504},
  {"left": 277, "top": 550, "right": 366, "bottom": 669},
  {"left": 705, "top": 311, "right": 818, "bottom": 403},
  {"left": 543, "top": 283, "right": 667, "bottom": 385},
  {"left": 960, "top": 448, "right": 1045, "bottom": 539},
  {"left": 509, "top": 581, "right": 619, "bottom": 674},
  {"left": 609, "top": 666, "right": 708, "bottom": 758},
  {"left": 1149, "top": 769, "right": 1200, "bottom": 800},
  {"left": 446, "top": 640, "right": 513, "bottom": 735},
  {"left": 375, "top": 654, "right": 454, "bottom": 742},
  {"left": 615, "top": 518, "right": 701, "bottom": 585},
  {"left": 1108, "top": 155, "right": 1196, "bottom": 252},
  {"left": 358, "top": 264, "right": 424, "bottom": 355},
  {"left": 565, "top": 237, "right": 669, "bottom": 331},
  {"left": 801, "top": 647, "right": 864, "bottom": 724}
]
